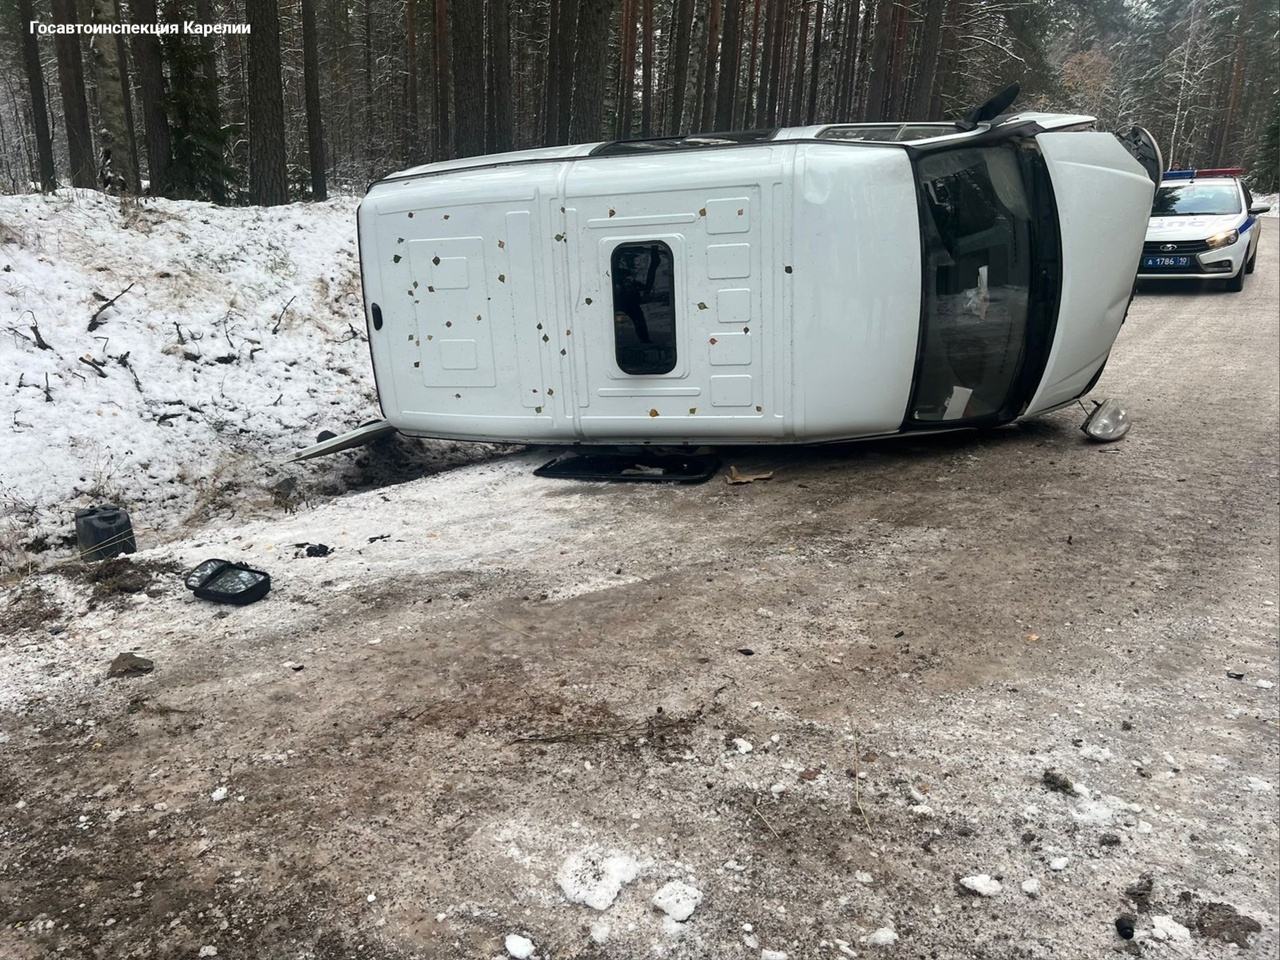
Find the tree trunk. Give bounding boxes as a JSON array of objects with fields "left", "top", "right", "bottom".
[
  {"left": 404, "top": 0, "right": 419, "bottom": 165},
  {"left": 714, "top": 0, "right": 742, "bottom": 130},
  {"left": 835, "top": 0, "right": 859, "bottom": 119},
  {"left": 452, "top": 0, "right": 484, "bottom": 157},
  {"left": 863, "top": 0, "right": 893, "bottom": 121},
  {"left": 17, "top": 0, "right": 57, "bottom": 190},
  {"left": 489, "top": 0, "right": 513, "bottom": 152},
  {"left": 114, "top": 0, "right": 141, "bottom": 186},
  {"left": 805, "top": 0, "right": 821, "bottom": 124},
  {"left": 195, "top": 0, "right": 225, "bottom": 202},
  {"left": 756, "top": 0, "right": 777, "bottom": 124},
  {"left": 52, "top": 0, "right": 95, "bottom": 187},
  {"left": 789, "top": 0, "right": 810, "bottom": 125},
  {"left": 640, "top": 0, "right": 653, "bottom": 135},
  {"left": 302, "top": 0, "right": 327, "bottom": 198},
  {"left": 327, "top": 0, "right": 353, "bottom": 184},
  {"left": 741, "top": 0, "right": 763, "bottom": 126},
  {"left": 245, "top": 0, "right": 288, "bottom": 204},
  {"left": 765, "top": 0, "right": 786, "bottom": 124},
  {"left": 777, "top": 0, "right": 795, "bottom": 125},
  {"left": 617, "top": 0, "right": 637, "bottom": 137},
  {"left": 699, "top": 0, "right": 722, "bottom": 131},
  {"left": 852, "top": 0, "right": 874, "bottom": 118},
  {"left": 569, "top": 0, "right": 613, "bottom": 142},
  {"left": 129, "top": 0, "right": 171, "bottom": 194},
  {"left": 85, "top": 0, "right": 138, "bottom": 190},
  {"left": 930, "top": 0, "right": 961, "bottom": 120},
  {"left": 364, "top": 0, "right": 375, "bottom": 167},
  {"left": 1216, "top": 0, "right": 1252, "bottom": 165},
  {"left": 669, "top": 0, "right": 693, "bottom": 132},
  {"left": 910, "top": 0, "right": 944, "bottom": 118},
  {"left": 434, "top": 0, "right": 450, "bottom": 158},
  {"left": 883, "top": 0, "right": 909, "bottom": 119},
  {"left": 557, "top": 0, "right": 580, "bottom": 142},
  {"left": 544, "top": 0, "right": 562, "bottom": 143}
]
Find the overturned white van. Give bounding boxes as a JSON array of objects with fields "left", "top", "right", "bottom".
[{"left": 297, "top": 105, "right": 1159, "bottom": 457}]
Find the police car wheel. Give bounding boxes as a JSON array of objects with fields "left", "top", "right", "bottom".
[
  {"left": 1224, "top": 266, "right": 1245, "bottom": 292},
  {"left": 1246, "top": 249, "right": 1256, "bottom": 274}
]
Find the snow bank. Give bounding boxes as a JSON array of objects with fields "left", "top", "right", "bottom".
[{"left": 0, "top": 189, "right": 495, "bottom": 572}]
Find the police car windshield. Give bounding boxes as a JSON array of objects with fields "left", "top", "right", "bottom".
[{"left": 1151, "top": 183, "right": 1242, "bottom": 217}]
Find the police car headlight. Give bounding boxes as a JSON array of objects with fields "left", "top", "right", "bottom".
[{"left": 1205, "top": 228, "right": 1239, "bottom": 249}]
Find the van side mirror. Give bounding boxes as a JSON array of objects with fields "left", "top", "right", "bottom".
[{"left": 1081, "top": 398, "right": 1130, "bottom": 442}]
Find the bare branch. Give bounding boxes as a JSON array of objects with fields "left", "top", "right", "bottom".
[
  {"left": 88, "top": 282, "right": 135, "bottom": 332},
  {"left": 30, "top": 321, "right": 52, "bottom": 350},
  {"left": 114, "top": 352, "right": 143, "bottom": 392},
  {"left": 272, "top": 295, "right": 297, "bottom": 335},
  {"left": 78, "top": 355, "right": 108, "bottom": 378},
  {"left": 959, "top": 34, "right": 1026, "bottom": 64}
]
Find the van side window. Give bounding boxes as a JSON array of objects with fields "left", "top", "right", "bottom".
[{"left": 611, "top": 242, "right": 676, "bottom": 375}]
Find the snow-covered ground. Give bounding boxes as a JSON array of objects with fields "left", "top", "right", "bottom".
[{"left": 0, "top": 190, "right": 496, "bottom": 574}]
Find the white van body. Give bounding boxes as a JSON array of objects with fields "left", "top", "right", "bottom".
[{"left": 317, "top": 114, "right": 1155, "bottom": 453}]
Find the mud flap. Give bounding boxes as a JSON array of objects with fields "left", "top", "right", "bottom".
[{"left": 287, "top": 419, "right": 397, "bottom": 462}]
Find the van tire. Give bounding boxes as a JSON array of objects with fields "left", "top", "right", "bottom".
[{"left": 1224, "top": 266, "right": 1245, "bottom": 292}]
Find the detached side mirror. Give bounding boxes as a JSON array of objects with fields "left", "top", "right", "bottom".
[
  {"left": 1081, "top": 398, "right": 1131, "bottom": 442},
  {"left": 1249, "top": 202, "right": 1272, "bottom": 215}
]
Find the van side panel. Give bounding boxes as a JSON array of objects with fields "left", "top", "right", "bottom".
[{"left": 791, "top": 145, "right": 921, "bottom": 438}]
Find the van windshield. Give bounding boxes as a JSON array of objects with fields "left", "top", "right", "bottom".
[{"left": 909, "top": 145, "right": 1034, "bottom": 423}]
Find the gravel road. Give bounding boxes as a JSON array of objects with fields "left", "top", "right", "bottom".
[{"left": 2, "top": 229, "right": 1276, "bottom": 960}]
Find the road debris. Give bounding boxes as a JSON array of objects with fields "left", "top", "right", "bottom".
[{"left": 107, "top": 652, "right": 153, "bottom": 678}]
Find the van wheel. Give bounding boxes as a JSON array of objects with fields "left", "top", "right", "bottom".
[{"left": 1224, "top": 266, "right": 1245, "bottom": 292}]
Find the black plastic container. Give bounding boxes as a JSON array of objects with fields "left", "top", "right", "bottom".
[{"left": 74, "top": 505, "right": 137, "bottom": 561}]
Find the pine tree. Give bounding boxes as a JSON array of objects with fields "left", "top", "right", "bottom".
[
  {"left": 17, "top": 0, "right": 57, "bottom": 190},
  {"left": 161, "top": 0, "right": 233, "bottom": 199},
  {"left": 52, "top": 0, "right": 95, "bottom": 187},
  {"left": 246, "top": 0, "right": 288, "bottom": 204}
]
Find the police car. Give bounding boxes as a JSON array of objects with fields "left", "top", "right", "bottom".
[{"left": 1139, "top": 168, "right": 1271, "bottom": 291}]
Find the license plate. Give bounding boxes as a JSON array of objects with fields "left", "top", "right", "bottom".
[{"left": 1142, "top": 255, "right": 1191, "bottom": 268}]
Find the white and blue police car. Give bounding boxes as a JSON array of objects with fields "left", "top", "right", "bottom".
[{"left": 1139, "top": 168, "right": 1271, "bottom": 291}]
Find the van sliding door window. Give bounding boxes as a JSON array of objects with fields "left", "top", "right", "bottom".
[
  {"left": 611, "top": 242, "right": 676, "bottom": 376},
  {"left": 910, "top": 146, "right": 1033, "bottom": 423}
]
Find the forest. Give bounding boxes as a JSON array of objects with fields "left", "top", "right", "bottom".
[{"left": 2, "top": 0, "right": 1277, "bottom": 205}]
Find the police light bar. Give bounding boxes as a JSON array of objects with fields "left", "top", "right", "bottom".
[{"left": 1163, "top": 167, "right": 1244, "bottom": 180}]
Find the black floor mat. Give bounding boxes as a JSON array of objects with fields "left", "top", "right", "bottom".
[{"left": 533, "top": 452, "right": 721, "bottom": 483}]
